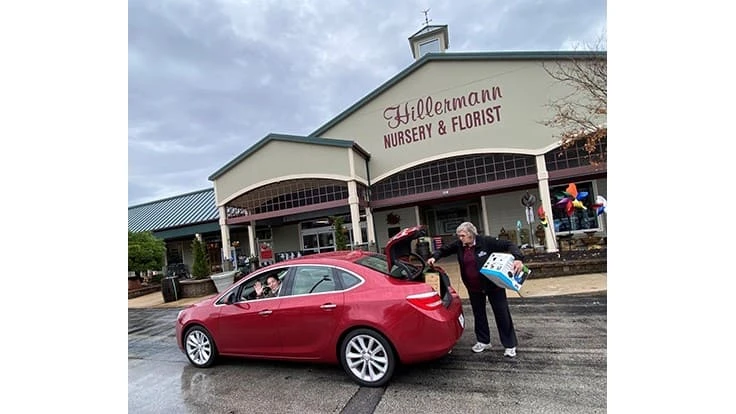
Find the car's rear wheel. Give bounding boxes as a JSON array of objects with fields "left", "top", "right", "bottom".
[
  {"left": 184, "top": 326, "right": 218, "bottom": 368},
  {"left": 340, "top": 328, "right": 395, "bottom": 387}
]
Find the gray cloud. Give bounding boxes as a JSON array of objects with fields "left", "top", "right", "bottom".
[{"left": 128, "top": 0, "right": 606, "bottom": 206}]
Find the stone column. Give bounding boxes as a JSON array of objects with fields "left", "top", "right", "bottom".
[
  {"left": 218, "top": 206, "right": 232, "bottom": 271},
  {"left": 248, "top": 221, "right": 256, "bottom": 258},
  {"left": 536, "top": 155, "right": 558, "bottom": 253},
  {"left": 365, "top": 206, "right": 376, "bottom": 252},
  {"left": 347, "top": 181, "right": 363, "bottom": 245},
  {"left": 480, "top": 196, "right": 491, "bottom": 236}
]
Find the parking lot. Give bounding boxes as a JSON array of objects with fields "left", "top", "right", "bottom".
[{"left": 129, "top": 293, "right": 606, "bottom": 413}]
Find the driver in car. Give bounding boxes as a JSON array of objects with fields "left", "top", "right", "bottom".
[{"left": 255, "top": 276, "right": 281, "bottom": 299}]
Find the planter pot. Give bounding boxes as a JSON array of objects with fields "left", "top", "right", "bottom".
[
  {"left": 179, "top": 279, "right": 217, "bottom": 298},
  {"left": 210, "top": 270, "right": 238, "bottom": 293}
]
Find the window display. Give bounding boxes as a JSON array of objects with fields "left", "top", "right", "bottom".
[{"left": 551, "top": 182, "right": 600, "bottom": 233}]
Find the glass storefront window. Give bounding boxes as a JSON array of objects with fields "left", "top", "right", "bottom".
[
  {"left": 318, "top": 232, "right": 334, "bottom": 253},
  {"left": 550, "top": 182, "right": 600, "bottom": 233},
  {"left": 300, "top": 216, "right": 367, "bottom": 253},
  {"left": 302, "top": 234, "right": 318, "bottom": 250}
]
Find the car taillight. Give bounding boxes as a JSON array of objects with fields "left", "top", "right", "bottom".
[{"left": 406, "top": 291, "right": 443, "bottom": 310}]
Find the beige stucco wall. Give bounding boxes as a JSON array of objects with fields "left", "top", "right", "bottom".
[
  {"left": 318, "top": 59, "right": 581, "bottom": 182},
  {"left": 484, "top": 190, "right": 535, "bottom": 240},
  {"left": 214, "top": 140, "right": 365, "bottom": 205}
]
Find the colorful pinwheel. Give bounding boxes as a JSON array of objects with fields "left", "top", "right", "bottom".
[
  {"left": 554, "top": 183, "right": 589, "bottom": 217},
  {"left": 592, "top": 195, "right": 607, "bottom": 216}
]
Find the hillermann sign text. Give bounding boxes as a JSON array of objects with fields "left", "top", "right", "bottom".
[{"left": 381, "top": 85, "right": 503, "bottom": 149}]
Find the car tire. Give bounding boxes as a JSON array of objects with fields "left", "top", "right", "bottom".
[
  {"left": 184, "top": 326, "right": 218, "bottom": 368},
  {"left": 340, "top": 328, "right": 395, "bottom": 387}
]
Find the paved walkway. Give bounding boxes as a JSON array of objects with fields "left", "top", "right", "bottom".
[{"left": 128, "top": 262, "right": 606, "bottom": 309}]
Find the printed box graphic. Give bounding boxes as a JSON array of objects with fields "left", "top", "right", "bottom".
[{"left": 480, "top": 253, "right": 530, "bottom": 292}]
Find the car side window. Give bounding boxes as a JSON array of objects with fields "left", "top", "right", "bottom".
[
  {"left": 291, "top": 266, "right": 336, "bottom": 295},
  {"left": 238, "top": 268, "right": 290, "bottom": 301},
  {"left": 336, "top": 270, "right": 362, "bottom": 289}
]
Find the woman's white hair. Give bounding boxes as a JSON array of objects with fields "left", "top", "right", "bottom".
[{"left": 456, "top": 221, "right": 478, "bottom": 237}]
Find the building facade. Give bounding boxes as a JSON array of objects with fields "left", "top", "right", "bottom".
[{"left": 129, "top": 26, "right": 607, "bottom": 273}]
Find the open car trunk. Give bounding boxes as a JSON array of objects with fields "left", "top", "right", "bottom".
[{"left": 384, "top": 225, "right": 455, "bottom": 308}]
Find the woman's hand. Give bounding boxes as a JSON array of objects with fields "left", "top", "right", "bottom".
[
  {"left": 254, "top": 280, "right": 263, "bottom": 296},
  {"left": 513, "top": 260, "right": 524, "bottom": 274},
  {"left": 427, "top": 257, "right": 436, "bottom": 267}
]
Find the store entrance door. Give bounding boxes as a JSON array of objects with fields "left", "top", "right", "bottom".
[
  {"left": 301, "top": 226, "right": 335, "bottom": 254},
  {"left": 421, "top": 200, "right": 482, "bottom": 237}
]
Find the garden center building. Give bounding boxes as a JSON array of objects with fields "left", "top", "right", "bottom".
[{"left": 128, "top": 24, "right": 607, "bottom": 272}]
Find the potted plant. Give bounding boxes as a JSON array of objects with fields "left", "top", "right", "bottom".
[
  {"left": 190, "top": 238, "right": 236, "bottom": 293},
  {"left": 190, "top": 237, "right": 209, "bottom": 279},
  {"left": 178, "top": 237, "right": 217, "bottom": 298}
]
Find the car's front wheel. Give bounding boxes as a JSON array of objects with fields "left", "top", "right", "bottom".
[
  {"left": 340, "top": 328, "right": 395, "bottom": 387},
  {"left": 184, "top": 326, "right": 217, "bottom": 368}
]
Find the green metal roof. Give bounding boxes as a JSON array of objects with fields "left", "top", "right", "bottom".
[{"left": 128, "top": 188, "right": 218, "bottom": 233}]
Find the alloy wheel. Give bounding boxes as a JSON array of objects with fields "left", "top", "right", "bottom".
[
  {"left": 186, "top": 328, "right": 214, "bottom": 366},
  {"left": 344, "top": 333, "right": 391, "bottom": 385}
]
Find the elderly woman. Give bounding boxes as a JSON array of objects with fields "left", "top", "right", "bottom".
[{"left": 427, "top": 222, "right": 524, "bottom": 357}]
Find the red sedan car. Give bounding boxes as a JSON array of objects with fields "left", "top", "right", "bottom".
[{"left": 176, "top": 226, "right": 464, "bottom": 387}]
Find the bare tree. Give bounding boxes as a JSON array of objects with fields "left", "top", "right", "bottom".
[{"left": 543, "top": 36, "right": 607, "bottom": 162}]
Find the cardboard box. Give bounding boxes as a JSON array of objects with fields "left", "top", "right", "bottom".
[
  {"left": 424, "top": 272, "right": 441, "bottom": 294},
  {"left": 479, "top": 253, "right": 531, "bottom": 292}
]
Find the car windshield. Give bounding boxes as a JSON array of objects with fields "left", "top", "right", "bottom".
[{"left": 354, "top": 253, "right": 420, "bottom": 279}]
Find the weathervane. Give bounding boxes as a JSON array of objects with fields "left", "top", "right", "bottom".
[{"left": 421, "top": 8, "right": 432, "bottom": 26}]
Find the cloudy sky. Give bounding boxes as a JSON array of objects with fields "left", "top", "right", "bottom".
[{"left": 128, "top": 0, "right": 607, "bottom": 207}]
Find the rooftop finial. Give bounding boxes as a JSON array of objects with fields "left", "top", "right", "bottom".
[{"left": 421, "top": 8, "right": 432, "bottom": 26}]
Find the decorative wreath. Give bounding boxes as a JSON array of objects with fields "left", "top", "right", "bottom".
[{"left": 386, "top": 212, "right": 400, "bottom": 225}]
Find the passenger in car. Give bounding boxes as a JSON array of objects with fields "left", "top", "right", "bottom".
[{"left": 255, "top": 276, "right": 281, "bottom": 299}]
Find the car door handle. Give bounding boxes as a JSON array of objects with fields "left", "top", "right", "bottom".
[
  {"left": 320, "top": 304, "right": 337, "bottom": 309},
  {"left": 259, "top": 310, "right": 273, "bottom": 316}
]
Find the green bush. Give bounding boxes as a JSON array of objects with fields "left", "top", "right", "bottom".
[
  {"left": 128, "top": 231, "right": 165, "bottom": 276},
  {"left": 191, "top": 237, "right": 210, "bottom": 279},
  {"left": 331, "top": 216, "right": 348, "bottom": 251}
]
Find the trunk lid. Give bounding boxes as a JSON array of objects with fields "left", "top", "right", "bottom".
[{"left": 384, "top": 225, "right": 456, "bottom": 308}]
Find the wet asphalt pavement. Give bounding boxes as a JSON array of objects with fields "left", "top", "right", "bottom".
[{"left": 128, "top": 293, "right": 607, "bottom": 413}]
